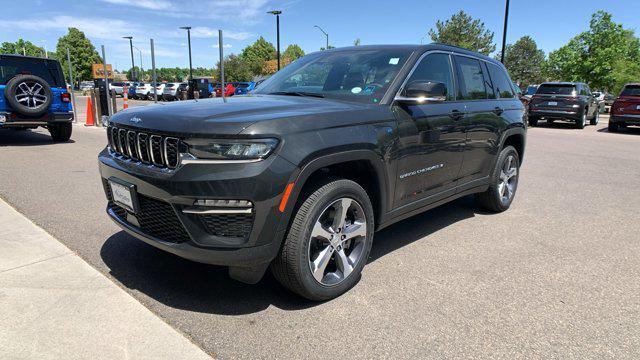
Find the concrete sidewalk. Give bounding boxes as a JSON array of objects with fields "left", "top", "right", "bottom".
[{"left": 0, "top": 198, "right": 211, "bottom": 359}]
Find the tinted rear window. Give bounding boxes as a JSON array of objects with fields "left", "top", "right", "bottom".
[
  {"left": 620, "top": 85, "right": 640, "bottom": 96},
  {"left": 537, "top": 84, "right": 576, "bottom": 95},
  {"left": 455, "top": 56, "right": 488, "bottom": 100},
  {"left": 0, "top": 58, "right": 66, "bottom": 87},
  {"left": 486, "top": 63, "right": 515, "bottom": 99}
]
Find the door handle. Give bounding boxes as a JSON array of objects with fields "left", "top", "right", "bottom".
[
  {"left": 449, "top": 110, "right": 464, "bottom": 120},
  {"left": 493, "top": 107, "right": 504, "bottom": 115}
]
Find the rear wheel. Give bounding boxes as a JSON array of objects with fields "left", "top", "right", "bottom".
[
  {"left": 476, "top": 146, "right": 520, "bottom": 213},
  {"left": 575, "top": 112, "right": 586, "bottom": 129},
  {"left": 528, "top": 116, "right": 539, "bottom": 127},
  {"left": 608, "top": 122, "right": 619, "bottom": 132},
  {"left": 590, "top": 110, "right": 599, "bottom": 125},
  {"left": 49, "top": 123, "right": 72, "bottom": 142},
  {"left": 272, "top": 179, "right": 374, "bottom": 301}
]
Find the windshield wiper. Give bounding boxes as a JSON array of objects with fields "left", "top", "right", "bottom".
[{"left": 268, "top": 91, "right": 325, "bottom": 98}]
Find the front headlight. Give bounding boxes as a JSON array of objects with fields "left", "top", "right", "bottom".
[{"left": 187, "top": 138, "right": 279, "bottom": 160}]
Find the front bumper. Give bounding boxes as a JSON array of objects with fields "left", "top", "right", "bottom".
[
  {"left": 98, "top": 147, "right": 296, "bottom": 267},
  {"left": 0, "top": 111, "right": 73, "bottom": 127},
  {"left": 610, "top": 114, "right": 640, "bottom": 126}
]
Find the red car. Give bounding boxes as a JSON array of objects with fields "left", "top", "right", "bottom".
[
  {"left": 214, "top": 83, "right": 235, "bottom": 97},
  {"left": 609, "top": 83, "right": 640, "bottom": 132}
]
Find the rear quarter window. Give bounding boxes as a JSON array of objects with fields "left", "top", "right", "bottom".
[{"left": 486, "top": 63, "right": 515, "bottom": 99}]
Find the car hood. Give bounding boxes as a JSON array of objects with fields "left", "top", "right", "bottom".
[{"left": 108, "top": 95, "right": 365, "bottom": 135}]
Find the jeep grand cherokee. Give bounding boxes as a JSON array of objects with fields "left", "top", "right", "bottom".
[{"left": 98, "top": 45, "right": 526, "bottom": 300}]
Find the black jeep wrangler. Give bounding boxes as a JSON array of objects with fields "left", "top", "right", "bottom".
[
  {"left": 0, "top": 55, "right": 73, "bottom": 141},
  {"left": 99, "top": 45, "right": 526, "bottom": 300}
]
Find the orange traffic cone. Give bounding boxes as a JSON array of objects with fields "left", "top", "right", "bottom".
[
  {"left": 123, "top": 86, "right": 128, "bottom": 110},
  {"left": 85, "top": 96, "right": 95, "bottom": 126}
]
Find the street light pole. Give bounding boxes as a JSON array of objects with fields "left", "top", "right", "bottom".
[
  {"left": 267, "top": 10, "right": 282, "bottom": 71},
  {"left": 132, "top": 45, "right": 144, "bottom": 80},
  {"left": 123, "top": 36, "right": 136, "bottom": 81},
  {"left": 500, "top": 0, "right": 510, "bottom": 63},
  {"left": 314, "top": 25, "right": 329, "bottom": 50},
  {"left": 179, "top": 26, "right": 193, "bottom": 80}
]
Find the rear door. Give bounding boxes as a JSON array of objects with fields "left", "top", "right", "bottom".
[
  {"left": 453, "top": 55, "right": 499, "bottom": 185},
  {"left": 392, "top": 52, "right": 466, "bottom": 208}
]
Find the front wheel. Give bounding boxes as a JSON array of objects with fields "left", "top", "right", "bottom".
[
  {"left": 575, "top": 112, "right": 586, "bottom": 129},
  {"left": 590, "top": 110, "right": 599, "bottom": 125},
  {"left": 476, "top": 146, "right": 520, "bottom": 213},
  {"left": 49, "top": 123, "right": 72, "bottom": 142},
  {"left": 272, "top": 179, "right": 375, "bottom": 301}
]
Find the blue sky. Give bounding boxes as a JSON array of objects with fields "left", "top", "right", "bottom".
[{"left": 2, "top": 0, "right": 639, "bottom": 70}]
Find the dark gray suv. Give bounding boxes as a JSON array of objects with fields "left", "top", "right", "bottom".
[
  {"left": 99, "top": 45, "right": 526, "bottom": 300},
  {"left": 528, "top": 82, "right": 600, "bottom": 128}
]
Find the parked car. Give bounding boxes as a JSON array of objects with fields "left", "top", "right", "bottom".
[
  {"left": 513, "top": 84, "right": 529, "bottom": 108},
  {"left": 134, "top": 83, "right": 152, "bottom": 100},
  {"left": 528, "top": 82, "right": 599, "bottom": 128},
  {"left": 80, "top": 81, "right": 94, "bottom": 91},
  {"left": 524, "top": 85, "right": 538, "bottom": 100},
  {"left": 128, "top": 83, "right": 138, "bottom": 99},
  {"left": 234, "top": 82, "right": 255, "bottom": 95},
  {"left": 109, "top": 82, "right": 125, "bottom": 97},
  {"left": 176, "top": 82, "right": 189, "bottom": 100},
  {"left": 162, "top": 83, "right": 185, "bottom": 101},
  {"left": 0, "top": 54, "right": 73, "bottom": 141},
  {"left": 609, "top": 83, "right": 640, "bottom": 132},
  {"left": 149, "top": 83, "right": 166, "bottom": 100},
  {"left": 214, "top": 82, "right": 235, "bottom": 97},
  {"left": 603, "top": 93, "right": 616, "bottom": 113},
  {"left": 99, "top": 44, "right": 526, "bottom": 300},
  {"left": 189, "top": 78, "right": 215, "bottom": 98}
]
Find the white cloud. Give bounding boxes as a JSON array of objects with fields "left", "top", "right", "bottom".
[
  {"left": 100, "top": 0, "right": 171, "bottom": 10},
  {"left": 212, "top": 44, "right": 233, "bottom": 49},
  {"left": 0, "top": 15, "right": 137, "bottom": 39},
  {"left": 189, "top": 27, "right": 252, "bottom": 41}
]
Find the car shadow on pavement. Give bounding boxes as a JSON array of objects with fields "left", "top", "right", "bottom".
[
  {"left": 100, "top": 195, "right": 478, "bottom": 315},
  {"left": 597, "top": 127, "right": 640, "bottom": 135},
  {"left": 0, "top": 129, "right": 76, "bottom": 146}
]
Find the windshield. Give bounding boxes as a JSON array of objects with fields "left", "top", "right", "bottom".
[
  {"left": 253, "top": 48, "right": 413, "bottom": 103},
  {"left": 536, "top": 84, "right": 576, "bottom": 95},
  {"left": 526, "top": 86, "right": 537, "bottom": 95},
  {"left": 620, "top": 85, "right": 640, "bottom": 97},
  {"left": 237, "top": 83, "right": 250, "bottom": 88},
  {"left": 0, "top": 58, "right": 66, "bottom": 87}
]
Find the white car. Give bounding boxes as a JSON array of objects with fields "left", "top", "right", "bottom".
[
  {"left": 148, "top": 83, "right": 165, "bottom": 100},
  {"left": 109, "top": 82, "right": 125, "bottom": 97},
  {"left": 80, "top": 81, "right": 94, "bottom": 91},
  {"left": 162, "top": 83, "right": 180, "bottom": 101},
  {"left": 135, "top": 83, "right": 152, "bottom": 100}
]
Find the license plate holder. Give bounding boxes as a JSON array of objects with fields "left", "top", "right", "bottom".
[
  {"left": 548, "top": 101, "right": 558, "bottom": 106},
  {"left": 108, "top": 178, "right": 139, "bottom": 214}
]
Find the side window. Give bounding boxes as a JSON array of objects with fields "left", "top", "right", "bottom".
[
  {"left": 487, "top": 63, "right": 516, "bottom": 99},
  {"left": 406, "top": 53, "right": 455, "bottom": 101},
  {"left": 455, "top": 56, "right": 488, "bottom": 100}
]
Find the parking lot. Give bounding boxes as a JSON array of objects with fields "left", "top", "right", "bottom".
[{"left": 0, "top": 115, "right": 638, "bottom": 358}]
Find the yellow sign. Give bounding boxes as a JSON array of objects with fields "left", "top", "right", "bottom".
[{"left": 92, "top": 64, "right": 113, "bottom": 79}]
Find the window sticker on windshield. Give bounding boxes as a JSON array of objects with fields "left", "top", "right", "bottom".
[
  {"left": 389, "top": 58, "right": 400, "bottom": 65},
  {"left": 363, "top": 85, "right": 377, "bottom": 94},
  {"left": 351, "top": 87, "right": 362, "bottom": 94}
]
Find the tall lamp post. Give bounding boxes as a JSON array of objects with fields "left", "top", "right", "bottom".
[
  {"left": 179, "top": 26, "right": 193, "bottom": 80},
  {"left": 314, "top": 25, "right": 329, "bottom": 50},
  {"left": 123, "top": 36, "right": 136, "bottom": 81},
  {"left": 500, "top": 0, "right": 510, "bottom": 63},
  {"left": 267, "top": 10, "right": 282, "bottom": 71},
  {"left": 132, "top": 45, "right": 144, "bottom": 78}
]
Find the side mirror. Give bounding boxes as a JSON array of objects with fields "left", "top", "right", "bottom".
[{"left": 396, "top": 81, "right": 447, "bottom": 103}]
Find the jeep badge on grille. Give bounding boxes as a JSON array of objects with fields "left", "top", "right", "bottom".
[{"left": 129, "top": 116, "right": 142, "bottom": 124}]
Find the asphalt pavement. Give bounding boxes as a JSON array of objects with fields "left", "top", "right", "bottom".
[{"left": 0, "top": 117, "right": 638, "bottom": 359}]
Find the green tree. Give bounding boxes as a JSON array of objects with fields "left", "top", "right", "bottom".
[
  {"left": 216, "top": 54, "right": 253, "bottom": 82},
  {"left": 353, "top": 38, "right": 361, "bottom": 46},
  {"left": 55, "top": 28, "right": 101, "bottom": 82},
  {"left": 0, "top": 39, "right": 46, "bottom": 57},
  {"left": 320, "top": 45, "right": 335, "bottom": 51},
  {"left": 240, "top": 36, "right": 276, "bottom": 76},
  {"left": 283, "top": 44, "right": 305, "bottom": 61},
  {"left": 546, "top": 11, "right": 640, "bottom": 93},
  {"left": 429, "top": 10, "right": 496, "bottom": 55},
  {"left": 502, "top": 36, "right": 546, "bottom": 86}
]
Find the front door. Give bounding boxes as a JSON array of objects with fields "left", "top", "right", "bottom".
[{"left": 392, "top": 52, "right": 466, "bottom": 208}]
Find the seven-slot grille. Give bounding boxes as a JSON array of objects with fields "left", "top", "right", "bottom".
[{"left": 107, "top": 126, "right": 180, "bottom": 169}]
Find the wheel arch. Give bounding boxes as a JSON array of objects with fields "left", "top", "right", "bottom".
[
  {"left": 499, "top": 126, "right": 526, "bottom": 163},
  {"left": 277, "top": 150, "right": 389, "bottom": 233}
]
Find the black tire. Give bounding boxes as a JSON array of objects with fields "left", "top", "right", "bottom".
[
  {"left": 475, "top": 146, "right": 520, "bottom": 213},
  {"left": 271, "top": 179, "right": 375, "bottom": 301},
  {"left": 608, "top": 122, "right": 619, "bottom": 132},
  {"left": 49, "top": 123, "right": 72, "bottom": 142},
  {"left": 590, "top": 110, "right": 599, "bottom": 125},
  {"left": 528, "top": 116, "right": 539, "bottom": 127},
  {"left": 575, "top": 111, "right": 586, "bottom": 129},
  {"left": 4, "top": 74, "right": 53, "bottom": 117}
]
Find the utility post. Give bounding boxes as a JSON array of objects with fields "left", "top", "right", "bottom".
[
  {"left": 267, "top": 10, "right": 282, "bottom": 71},
  {"left": 218, "top": 30, "right": 226, "bottom": 102},
  {"left": 500, "top": 0, "right": 510, "bottom": 63},
  {"left": 66, "top": 48, "right": 77, "bottom": 123}
]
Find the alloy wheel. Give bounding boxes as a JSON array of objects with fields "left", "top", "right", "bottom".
[
  {"left": 15, "top": 81, "right": 48, "bottom": 109},
  {"left": 497, "top": 155, "right": 518, "bottom": 206},
  {"left": 308, "top": 198, "right": 367, "bottom": 286}
]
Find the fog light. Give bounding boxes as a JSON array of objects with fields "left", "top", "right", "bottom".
[{"left": 194, "top": 199, "right": 253, "bottom": 208}]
